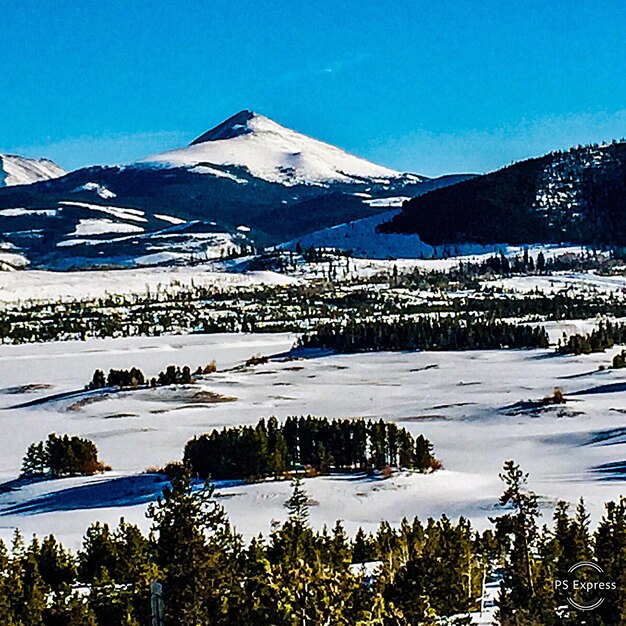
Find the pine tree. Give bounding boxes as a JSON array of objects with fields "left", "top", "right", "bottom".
[
  {"left": 285, "top": 476, "right": 309, "bottom": 524},
  {"left": 493, "top": 461, "right": 540, "bottom": 625},
  {"left": 147, "top": 470, "right": 236, "bottom": 625}
]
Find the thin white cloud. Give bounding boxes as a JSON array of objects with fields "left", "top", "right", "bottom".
[{"left": 273, "top": 53, "right": 371, "bottom": 85}]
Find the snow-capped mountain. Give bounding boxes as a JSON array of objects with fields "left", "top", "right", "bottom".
[
  {"left": 0, "top": 111, "right": 465, "bottom": 269},
  {"left": 0, "top": 154, "right": 65, "bottom": 187},
  {"left": 141, "top": 110, "right": 420, "bottom": 187}
]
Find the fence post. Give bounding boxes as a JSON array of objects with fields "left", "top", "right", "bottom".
[{"left": 151, "top": 581, "right": 164, "bottom": 626}]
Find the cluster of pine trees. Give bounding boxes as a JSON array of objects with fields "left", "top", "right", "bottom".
[
  {"left": 299, "top": 317, "right": 550, "bottom": 353},
  {"left": 0, "top": 464, "right": 624, "bottom": 625},
  {"left": 88, "top": 368, "right": 146, "bottom": 390},
  {"left": 463, "top": 249, "right": 546, "bottom": 275},
  {"left": 88, "top": 363, "right": 206, "bottom": 391},
  {"left": 21, "top": 434, "right": 107, "bottom": 479},
  {"left": 556, "top": 322, "right": 626, "bottom": 355},
  {"left": 183, "top": 416, "right": 440, "bottom": 481}
]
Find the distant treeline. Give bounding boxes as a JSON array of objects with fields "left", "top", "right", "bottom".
[
  {"left": 21, "top": 433, "right": 107, "bottom": 478},
  {"left": 298, "top": 317, "right": 549, "bottom": 353},
  {"left": 3, "top": 263, "right": 626, "bottom": 346},
  {"left": 456, "top": 292, "right": 626, "bottom": 321},
  {"left": 183, "top": 416, "right": 440, "bottom": 480},
  {"left": 557, "top": 322, "right": 626, "bottom": 355},
  {"left": 455, "top": 249, "right": 622, "bottom": 276}
]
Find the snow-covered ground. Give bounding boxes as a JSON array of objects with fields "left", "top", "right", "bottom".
[
  {"left": 0, "top": 332, "right": 624, "bottom": 552},
  {"left": 274, "top": 244, "right": 597, "bottom": 281},
  {"left": 279, "top": 210, "right": 436, "bottom": 259},
  {"left": 487, "top": 271, "right": 626, "bottom": 294},
  {"left": 0, "top": 265, "right": 298, "bottom": 303}
]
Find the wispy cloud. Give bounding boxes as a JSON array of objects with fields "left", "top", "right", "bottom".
[{"left": 273, "top": 53, "right": 372, "bottom": 85}]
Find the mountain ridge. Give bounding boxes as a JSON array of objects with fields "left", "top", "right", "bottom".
[
  {"left": 380, "top": 141, "right": 626, "bottom": 247},
  {"left": 0, "top": 154, "right": 65, "bottom": 188}
]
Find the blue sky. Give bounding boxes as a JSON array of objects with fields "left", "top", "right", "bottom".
[{"left": 1, "top": 0, "right": 625, "bottom": 176}]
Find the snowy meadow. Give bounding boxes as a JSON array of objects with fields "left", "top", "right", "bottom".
[{"left": 0, "top": 326, "right": 624, "bottom": 549}]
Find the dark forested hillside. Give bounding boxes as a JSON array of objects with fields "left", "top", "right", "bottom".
[{"left": 381, "top": 141, "right": 626, "bottom": 246}]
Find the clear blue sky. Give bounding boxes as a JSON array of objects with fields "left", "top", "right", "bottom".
[{"left": 2, "top": 0, "right": 625, "bottom": 176}]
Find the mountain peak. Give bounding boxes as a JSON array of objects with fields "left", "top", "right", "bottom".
[
  {"left": 191, "top": 110, "right": 258, "bottom": 144},
  {"left": 143, "top": 110, "right": 406, "bottom": 186}
]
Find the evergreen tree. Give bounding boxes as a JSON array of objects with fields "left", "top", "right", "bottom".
[
  {"left": 493, "top": 461, "right": 540, "bottom": 625},
  {"left": 147, "top": 470, "right": 237, "bottom": 625},
  {"left": 285, "top": 476, "right": 309, "bottom": 524}
]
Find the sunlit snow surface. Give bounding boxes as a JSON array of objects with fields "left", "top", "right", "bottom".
[
  {"left": 141, "top": 112, "right": 406, "bottom": 186},
  {"left": 0, "top": 330, "right": 625, "bottom": 557},
  {"left": 0, "top": 266, "right": 297, "bottom": 303},
  {"left": 0, "top": 154, "right": 65, "bottom": 187}
]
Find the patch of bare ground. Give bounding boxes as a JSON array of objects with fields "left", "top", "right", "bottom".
[
  {"left": 67, "top": 395, "right": 108, "bottom": 412},
  {"left": 1, "top": 383, "right": 53, "bottom": 394},
  {"left": 398, "top": 415, "right": 449, "bottom": 422}
]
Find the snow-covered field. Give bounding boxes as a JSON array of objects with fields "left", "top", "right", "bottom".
[
  {"left": 0, "top": 265, "right": 298, "bottom": 303},
  {"left": 0, "top": 332, "right": 624, "bottom": 552},
  {"left": 487, "top": 271, "right": 626, "bottom": 294}
]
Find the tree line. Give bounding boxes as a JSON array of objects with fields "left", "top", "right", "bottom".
[
  {"left": 0, "top": 462, "right": 624, "bottom": 625},
  {"left": 298, "top": 316, "right": 550, "bottom": 353},
  {"left": 556, "top": 321, "right": 626, "bottom": 355},
  {"left": 87, "top": 362, "right": 217, "bottom": 391},
  {"left": 3, "top": 263, "right": 626, "bottom": 346},
  {"left": 183, "top": 416, "right": 440, "bottom": 481}
]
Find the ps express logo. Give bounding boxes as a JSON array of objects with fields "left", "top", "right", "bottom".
[{"left": 554, "top": 561, "right": 617, "bottom": 611}]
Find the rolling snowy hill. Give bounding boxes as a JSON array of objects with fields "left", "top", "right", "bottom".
[{"left": 0, "top": 154, "right": 65, "bottom": 187}]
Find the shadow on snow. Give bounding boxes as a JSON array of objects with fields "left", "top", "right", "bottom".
[{"left": 0, "top": 474, "right": 170, "bottom": 516}]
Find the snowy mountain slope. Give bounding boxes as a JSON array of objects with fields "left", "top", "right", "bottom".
[
  {"left": 0, "top": 197, "right": 251, "bottom": 270},
  {"left": 0, "top": 154, "right": 65, "bottom": 187},
  {"left": 141, "top": 110, "right": 420, "bottom": 187},
  {"left": 279, "top": 210, "right": 434, "bottom": 259}
]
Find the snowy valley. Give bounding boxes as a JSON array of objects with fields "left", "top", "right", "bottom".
[{"left": 1, "top": 123, "right": 626, "bottom": 624}]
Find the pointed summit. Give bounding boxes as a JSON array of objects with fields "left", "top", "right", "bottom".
[
  {"left": 142, "top": 111, "right": 405, "bottom": 186},
  {"left": 191, "top": 110, "right": 256, "bottom": 144}
]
